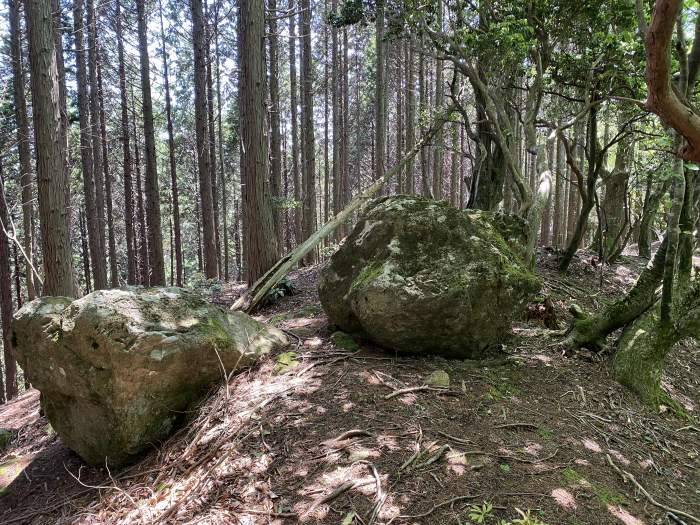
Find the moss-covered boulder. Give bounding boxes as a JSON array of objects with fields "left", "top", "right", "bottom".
[
  {"left": 12, "top": 288, "right": 287, "bottom": 466},
  {"left": 319, "top": 195, "right": 540, "bottom": 358}
]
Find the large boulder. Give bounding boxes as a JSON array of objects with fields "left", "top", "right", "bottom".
[
  {"left": 12, "top": 287, "right": 287, "bottom": 466},
  {"left": 319, "top": 195, "right": 540, "bottom": 358}
]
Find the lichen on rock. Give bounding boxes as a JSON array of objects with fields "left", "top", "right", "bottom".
[{"left": 319, "top": 195, "right": 540, "bottom": 359}]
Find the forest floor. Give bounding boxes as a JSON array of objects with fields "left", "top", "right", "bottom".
[{"left": 0, "top": 250, "right": 698, "bottom": 525}]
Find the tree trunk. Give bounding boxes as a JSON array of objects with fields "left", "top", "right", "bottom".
[
  {"left": 269, "top": 0, "right": 284, "bottom": 250},
  {"left": 26, "top": 0, "right": 75, "bottom": 297},
  {"left": 205, "top": 4, "right": 221, "bottom": 277},
  {"left": 374, "top": 0, "right": 386, "bottom": 181},
  {"left": 136, "top": 0, "right": 165, "bottom": 285},
  {"left": 288, "top": 4, "right": 302, "bottom": 246},
  {"left": 87, "top": 0, "right": 108, "bottom": 288},
  {"left": 300, "top": 0, "right": 317, "bottom": 263},
  {"left": 405, "top": 40, "right": 416, "bottom": 195},
  {"left": 79, "top": 210, "right": 91, "bottom": 294},
  {"left": 569, "top": 234, "right": 668, "bottom": 349},
  {"left": 115, "top": 0, "right": 137, "bottom": 285},
  {"left": 74, "top": 0, "right": 103, "bottom": 291},
  {"left": 0, "top": 163, "right": 17, "bottom": 401},
  {"left": 8, "top": 0, "right": 36, "bottom": 300},
  {"left": 191, "top": 0, "right": 218, "bottom": 279},
  {"left": 240, "top": 0, "right": 279, "bottom": 283},
  {"left": 159, "top": 0, "right": 183, "bottom": 286},
  {"left": 431, "top": 1, "right": 444, "bottom": 199},
  {"left": 97, "top": 48, "right": 118, "bottom": 287},
  {"left": 216, "top": 25, "right": 228, "bottom": 281},
  {"left": 131, "top": 88, "right": 149, "bottom": 286}
]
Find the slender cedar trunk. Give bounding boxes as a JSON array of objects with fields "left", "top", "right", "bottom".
[
  {"left": 87, "top": 0, "right": 108, "bottom": 287},
  {"left": 26, "top": 0, "right": 75, "bottom": 297},
  {"left": 169, "top": 214, "right": 173, "bottom": 286},
  {"left": 405, "top": 40, "right": 415, "bottom": 195},
  {"left": 341, "top": 28, "right": 350, "bottom": 213},
  {"left": 419, "top": 43, "right": 430, "bottom": 196},
  {"left": 448, "top": 73, "right": 459, "bottom": 205},
  {"left": 300, "top": 0, "right": 317, "bottom": 263},
  {"left": 215, "top": 26, "right": 228, "bottom": 281},
  {"left": 323, "top": 0, "right": 330, "bottom": 225},
  {"left": 195, "top": 173, "right": 202, "bottom": 273},
  {"left": 13, "top": 244, "right": 22, "bottom": 309},
  {"left": 374, "top": 0, "right": 386, "bottom": 181},
  {"left": 552, "top": 130, "right": 564, "bottom": 248},
  {"left": 234, "top": 196, "right": 242, "bottom": 280},
  {"left": 431, "top": 1, "right": 444, "bottom": 199},
  {"left": 269, "top": 0, "right": 284, "bottom": 248},
  {"left": 158, "top": 0, "right": 183, "bottom": 286},
  {"left": 136, "top": 0, "right": 165, "bottom": 285},
  {"left": 191, "top": 0, "right": 218, "bottom": 279},
  {"left": 0, "top": 164, "right": 17, "bottom": 401},
  {"left": 460, "top": 125, "right": 467, "bottom": 208},
  {"left": 240, "top": 0, "right": 279, "bottom": 282},
  {"left": 131, "top": 88, "right": 149, "bottom": 286},
  {"left": 79, "top": 210, "right": 91, "bottom": 293},
  {"left": 52, "top": 0, "right": 69, "bottom": 227},
  {"left": 396, "top": 48, "right": 404, "bottom": 193},
  {"left": 205, "top": 5, "right": 221, "bottom": 277},
  {"left": 74, "top": 0, "right": 102, "bottom": 291},
  {"left": 115, "top": 0, "right": 136, "bottom": 285},
  {"left": 8, "top": 0, "right": 36, "bottom": 300},
  {"left": 97, "top": 50, "right": 118, "bottom": 287},
  {"left": 288, "top": 5, "right": 302, "bottom": 245},
  {"left": 331, "top": 0, "right": 340, "bottom": 224}
]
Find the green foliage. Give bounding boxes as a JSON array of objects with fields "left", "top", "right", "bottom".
[
  {"left": 468, "top": 501, "right": 494, "bottom": 523},
  {"left": 263, "top": 277, "right": 295, "bottom": 306}
]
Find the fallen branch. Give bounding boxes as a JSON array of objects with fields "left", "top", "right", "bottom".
[
  {"left": 606, "top": 454, "right": 699, "bottom": 523},
  {"left": 233, "top": 105, "right": 454, "bottom": 313},
  {"left": 386, "top": 494, "right": 480, "bottom": 524},
  {"left": 384, "top": 384, "right": 443, "bottom": 400}
]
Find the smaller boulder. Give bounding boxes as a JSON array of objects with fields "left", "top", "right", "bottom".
[{"left": 13, "top": 287, "right": 287, "bottom": 466}]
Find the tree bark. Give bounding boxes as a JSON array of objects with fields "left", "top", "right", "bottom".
[
  {"left": 268, "top": 0, "right": 283, "bottom": 249},
  {"left": 288, "top": 4, "right": 302, "bottom": 246},
  {"left": 300, "top": 0, "right": 317, "bottom": 263},
  {"left": 8, "top": 0, "right": 36, "bottom": 300},
  {"left": 240, "top": 0, "right": 279, "bottom": 283},
  {"left": 191, "top": 0, "right": 218, "bottom": 279},
  {"left": 159, "top": 0, "right": 183, "bottom": 286},
  {"left": 26, "top": 0, "right": 75, "bottom": 297},
  {"left": 87, "top": 0, "right": 108, "bottom": 287},
  {"left": 115, "top": 0, "right": 137, "bottom": 285},
  {"left": 74, "top": 0, "right": 103, "bottom": 291},
  {"left": 136, "top": 0, "right": 165, "bottom": 285},
  {"left": 0, "top": 163, "right": 17, "bottom": 401},
  {"left": 97, "top": 46, "right": 118, "bottom": 287},
  {"left": 374, "top": 0, "right": 386, "bottom": 181}
]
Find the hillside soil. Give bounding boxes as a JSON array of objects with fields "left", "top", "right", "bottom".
[{"left": 0, "top": 250, "right": 698, "bottom": 525}]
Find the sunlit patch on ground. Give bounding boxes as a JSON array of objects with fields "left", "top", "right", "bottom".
[
  {"left": 551, "top": 487, "right": 576, "bottom": 509},
  {"left": 582, "top": 438, "right": 603, "bottom": 453},
  {"left": 608, "top": 504, "right": 645, "bottom": 525}
]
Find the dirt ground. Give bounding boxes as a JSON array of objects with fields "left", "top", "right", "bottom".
[{"left": 0, "top": 251, "right": 698, "bottom": 525}]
